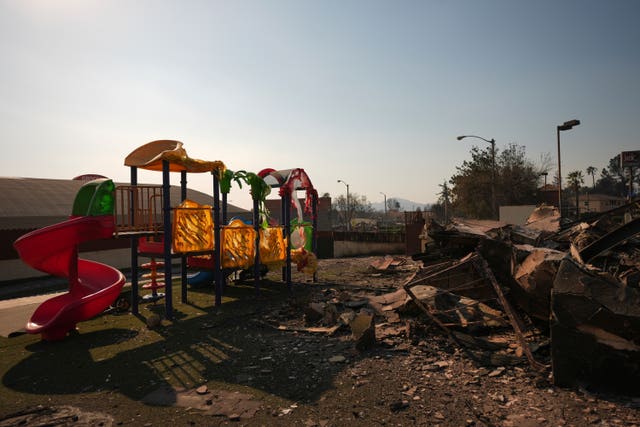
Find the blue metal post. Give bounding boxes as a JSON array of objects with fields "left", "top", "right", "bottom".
[
  {"left": 180, "top": 170, "right": 188, "bottom": 303},
  {"left": 162, "top": 160, "right": 173, "bottom": 319},
  {"left": 284, "top": 193, "right": 292, "bottom": 287},
  {"left": 222, "top": 193, "right": 228, "bottom": 224},
  {"left": 130, "top": 167, "right": 139, "bottom": 315},
  {"left": 213, "top": 172, "right": 222, "bottom": 306},
  {"left": 253, "top": 197, "right": 261, "bottom": 295},
  {"left": 312, "top": 193, "right": 318, "bottom": 282},
  {"left": 281, "top": 195, "right": 287, "bottom": 282}
]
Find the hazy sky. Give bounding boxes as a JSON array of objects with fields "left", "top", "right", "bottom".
[{"left": 1, "top": 0, "right": 638, "bottom": 210}]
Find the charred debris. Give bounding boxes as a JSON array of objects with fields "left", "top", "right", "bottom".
[
  {"left": 265, "top": 201, "right": 639, "bottom": 396},
  {"left": 411, "top": 201, "right": 640, "bottom": 394}
]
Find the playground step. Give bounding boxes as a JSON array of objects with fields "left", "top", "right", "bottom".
[
  {"left": 142, "top": 282, "right": 165, "bottom": 290},
  {"left": 141, "top": 262, "right": 165, "bottom": 269},
  {"left": 141, "top": 273, "right": 165, "bottom": 280}
]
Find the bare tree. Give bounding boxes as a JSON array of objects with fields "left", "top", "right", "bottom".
[
  {"left": 332, "top": 193, "right": 374, "bottom": 229},
  {"left": 538, "top": 152, "right": 554, "bottom": 176}
]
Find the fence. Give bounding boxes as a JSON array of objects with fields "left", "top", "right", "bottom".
[{"left": 332, "top": 231, "right": 405, "bottom": 243}]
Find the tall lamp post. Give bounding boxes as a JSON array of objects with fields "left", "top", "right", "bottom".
[
  {"left": 380, "top": 191, "right": 387, "bottom": 219},
  {"left": 337, "top": 179, "right": 350, "bottom": 231},
  {"left": 556, "top": 119, "right": 580, "bottom": 219},
  {"left": 457, "top": 134, "right": 497, "bottom": 220}
]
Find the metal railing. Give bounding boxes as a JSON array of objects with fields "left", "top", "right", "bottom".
[{"left": 114, "top": 185, "right": 164, "bottom": 235}]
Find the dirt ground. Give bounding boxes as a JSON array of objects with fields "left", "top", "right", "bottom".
[{"left": 1, "top": 256, "right": 640, "bottom": 426}]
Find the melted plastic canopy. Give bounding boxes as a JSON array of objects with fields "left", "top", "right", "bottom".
[
  {"left": 124, "top": 140, "right": 225, "bottom": 174},
  {"left": 258, "top": 168, "right": 315, "bottom": 193},
  {"left": 258, "top": 168, "right": 318, "bottom": 221}
]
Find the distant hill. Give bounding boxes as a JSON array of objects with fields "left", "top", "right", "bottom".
[{"left": 371, "top": 198, "right": 431, "bottom": 212}]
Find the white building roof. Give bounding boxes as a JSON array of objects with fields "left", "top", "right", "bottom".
[{"left": 0, "top": 177, "right": 248, "bottom": 230}]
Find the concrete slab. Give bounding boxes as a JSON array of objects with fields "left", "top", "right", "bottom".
[{"left": 0, "top": 292, "right": 64, "bottom": 337}]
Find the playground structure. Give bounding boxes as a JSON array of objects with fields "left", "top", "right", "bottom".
[
  {"left": 119, "top": 140, "right": 318, "bottom": 318},
  {"left": 13, "top": 140, "right": 319, "bottom": 339}
]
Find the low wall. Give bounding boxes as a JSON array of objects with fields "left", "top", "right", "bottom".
[
  {"left": 333, "top": 241, "right": 405, "bottom": 258},
  {"left": 499, "top": 205, "right": 537, "bottom": 226}
]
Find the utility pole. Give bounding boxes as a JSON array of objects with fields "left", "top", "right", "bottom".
[{"left": 337, "top": 179, "right": 350, "bottom": 231}]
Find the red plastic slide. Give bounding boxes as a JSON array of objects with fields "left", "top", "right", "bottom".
[{"left": 13, "top": 215, "right": 125, "bottom": 341}]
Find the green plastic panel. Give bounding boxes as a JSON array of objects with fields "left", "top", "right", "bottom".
[{"left": 72, "top": 179, "right": 115, "bottom": 216}]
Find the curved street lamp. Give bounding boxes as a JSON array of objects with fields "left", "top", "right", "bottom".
[
  {"left": 556, "top": 119, "right": 580, "bottom": 219},
  {"left": 337, "top": 179, "right": 350, "bottom": 231},
  {"left": 457, "top": 134, "right": 497, "bottom": 219}
]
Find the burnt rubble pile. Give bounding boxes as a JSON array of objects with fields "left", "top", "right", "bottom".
[
  {"left": 262, "top": 203, "right": 639, "bottom": 396},
  {"left": 412, "top": 202, "right": 640, "bottom": 393}
]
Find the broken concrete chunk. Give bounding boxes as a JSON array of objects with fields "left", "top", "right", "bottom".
[
  {"left": 304, "top": 302, "right": 325, "bottom": 324},
  {"left": 514, "top": 247, "right": 565, "bottom": 320},
  {"left": 350, "top": 310, "right": 376, "bottom": 351},
  {"left": 524, "top": 204, "right": 560, "bottom": 233},
  {"left": 339, "top": 310, "right": 356, "bottom": 326},
  {"left": 323, "top": 303, "right": 339, "bottom": 325}
]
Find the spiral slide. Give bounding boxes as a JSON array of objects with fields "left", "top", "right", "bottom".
[{"left": 13, "top": 215, "right": 125, "bottom": 341}]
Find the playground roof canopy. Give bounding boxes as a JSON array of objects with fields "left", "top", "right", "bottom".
[{"left": 124, "top": 140, "right": 226, "bottom": 174}]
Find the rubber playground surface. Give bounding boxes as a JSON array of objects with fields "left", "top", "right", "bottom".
[{"left": 0, "top": 274, "right": 307, "bottom": 425}]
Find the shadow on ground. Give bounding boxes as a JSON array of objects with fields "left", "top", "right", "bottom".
[{"left": 2, "top": 279, "right": 361, "bottom": 406}]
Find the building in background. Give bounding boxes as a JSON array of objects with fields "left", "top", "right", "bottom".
[
  {"left": 0, "top": 177, "right": 249, "bottom": 282},
  {"left": 580, "top": 193, "right": 626, "bottom": 214}
]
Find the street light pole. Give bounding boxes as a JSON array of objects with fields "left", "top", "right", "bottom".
[
  {"left": 380, "top": 191, "right": 387, "bottom": 219},
  {"left": 337, "top": 179, "right": 350, "bottom": 231},
  {"left": 556, "top": 119, "right": 580, "bottom": 219},
  {"left": 457, "top": 135, "right": 497, "bottom": 220}
]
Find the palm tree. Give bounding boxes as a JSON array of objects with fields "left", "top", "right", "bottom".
[
  {"left": 567, "top": 171, "right": 584, "bottom": 219},
  {"left": 586, "top": 166, "right": 597, "bottom": 188}
]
